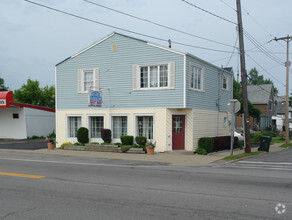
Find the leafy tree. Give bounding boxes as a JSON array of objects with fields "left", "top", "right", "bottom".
[
  {"left": 14, "top": 79, "right": 55, "bottom": 109},
  {"left": 0, "top": 77, "right": 9, "bottom": 91},
  {"left": 248, "top": 67, "right": 278, "bottom": 94}
]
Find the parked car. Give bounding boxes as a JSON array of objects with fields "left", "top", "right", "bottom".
[{"left": 234, "top": 130, "right": 244, "bottom": 142}]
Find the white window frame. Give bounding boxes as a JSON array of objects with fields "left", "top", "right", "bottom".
[
  {"left": 134, "top": 114, "right": 155, "bottom": 142},
  {"left": 133, "top": 62, "right": 175, "bottom": 91},
  {"left": 87, "top": 114, "right": 105, "bottom": 143},
  {"left": 189, "top": 63, "right": 204, "bottom": 92},
  {"left": 222, "top": 75, "right": 228, "bottom": 90},
  {"left": 110, "top": 115, "right": 129, "bottom": 143},
  {"left": 77, "top": 68, "right": 99, "bottom": 93},
  {"left": 66, "top": 115, "right": 82, "bottom": 142}
]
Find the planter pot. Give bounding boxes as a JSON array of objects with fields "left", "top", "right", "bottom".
[
  {"left": 146, "top": 147, "right": 154, "bottom": 155},
  {"left": 47, "top": 143, "right": 55, "bottom": 150}
]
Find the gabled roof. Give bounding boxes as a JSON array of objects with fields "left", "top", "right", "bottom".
[
  {"left": 247, "top": 84, "right": 273, "bottom": 104},
  {"left": 55, "top": 32, "right": 233, "bottom": 75}
]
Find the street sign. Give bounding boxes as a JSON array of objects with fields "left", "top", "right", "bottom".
[{"left": 227, "top": 99, "right": 241, "bottom": 113}]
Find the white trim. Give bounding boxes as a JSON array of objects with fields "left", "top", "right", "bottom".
[
  {"left": 66, "top": 114, "right": 83, "bottom": 143},
  {"left": 55, "top": 66, "right": 58, "bottom": 146},
  {"left": 221, "top": 75, "right": 229, "bottom": 90},
  {"left": 147, "top": 42, "right": 185, "bottom": 56},
  {"left": 71, "top": 33, "right": 114, "bottom": 58},
  {"left": 183, "top": 54, "right": 186, "bottom": 108},
  {"left": 87, "top": 114, "right": 106, "bottom": 143},
  {"left": 133, "top": 113, "right": 155, "bottom": 142},
  {"left": 78, "top": 68, "right": 99, "bottom": 94},
  {"left": 189, "top": 62, "right": 205, "bottom": 92},
  {"left": 110, "top": 114, "right": 129, "bottom": 143}
]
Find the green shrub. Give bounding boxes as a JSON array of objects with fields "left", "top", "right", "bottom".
[
  {"left": 114, "top": 143, "right": 122, "bottom": 146},
  {"left": 261, "top": 131, "right": 277, "bottom": 137},
  {"left": 237, "top": 141, "right": 243, "bottom": 150},
  {"left": 77, "top": 127, "right": 89, "bottom": 144},
  {"left": 196, "top": 147, "right": 208, "bottom": 155},
  {"left": 73, "top": 142, "right": 85, "bottom": 146},
  {"left": 120, "top": 136, "right": 134, "bottom": 145},
  {"left": 101, "top": 129, "right": 111, "bottom": 143},
  {"left": 101, "top": 142, "right": 111, "bottom": 145},
  {"left": 198, "top": 137, "right": 214, "bottom": 153},
  {"left": 120, "top": 145, "right": 132, "bottom": 153},
  {"left": 135, "top": 136, "right": 147, "bottom": 146},
  {"left": 90, "top": 142, "right": 99, "bottom": 144}
]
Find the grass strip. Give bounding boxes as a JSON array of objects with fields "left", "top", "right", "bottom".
[
  {"left": 280, "top": 143, "right": 292, "bottom": 148},
  {"left": 222, "top": 151, "right": 265, "bottom": 161}
]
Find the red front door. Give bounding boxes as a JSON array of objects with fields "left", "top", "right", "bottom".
[{"left": 172, "top": 115, "right": 185, "bottom": 150}]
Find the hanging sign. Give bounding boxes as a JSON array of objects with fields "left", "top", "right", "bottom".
[{"left": 89, "top": 91, "right": 102, "bottom": 107}]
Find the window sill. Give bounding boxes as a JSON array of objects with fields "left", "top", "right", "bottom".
[
  {"left": 134, "top": 87, "right": 174, "bottom": 91},
  {"left": 188, "top": 88, "right": 205, "bottom": 93}
]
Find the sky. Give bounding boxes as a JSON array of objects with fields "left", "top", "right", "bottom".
[{"left": 0, "top": 0, "right": 291, "bottom": 96}]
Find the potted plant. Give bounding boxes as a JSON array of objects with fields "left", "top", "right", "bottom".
[
  {"left": 46, "top": 137, "right": 55, "bottom": 150},
  {"left": 146, "top": 141, "right": 155, "bottom": 155}
]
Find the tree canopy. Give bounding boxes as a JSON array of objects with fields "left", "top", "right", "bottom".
[
  {"left": 248, "top": 67, "right": 278, "bottom": 94},
  {"left": 0, "top": 78, "right": 9, "bottom": 91},
  {"left": 14, "top": 79, "right": 55, "bottom": 109}
]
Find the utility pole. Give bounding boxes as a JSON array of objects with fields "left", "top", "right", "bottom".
[
  {"left": 236, "top": 0, "right": 251, "bottom": 153},
  {"left": 274, "top": 35, "right": 292, "bottom": 146}
]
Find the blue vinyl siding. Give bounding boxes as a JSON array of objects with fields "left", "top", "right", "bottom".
[
  {"left": 56, "top": 33, "right": 184, "bottom": 109},
  {"left": 186, "top": 55, "right": 232, "bottom": 111}
]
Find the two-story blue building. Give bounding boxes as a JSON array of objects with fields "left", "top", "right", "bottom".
[{"left": 55, "top": 32, "right": 233, "bottom": 152}]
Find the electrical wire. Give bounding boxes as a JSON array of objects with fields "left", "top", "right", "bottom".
[
  {"left": 180, "top": 0, "right": 237, "bottom": 25},
  {"left": 84, "top": 0, "right": 236, "bottom": 49},
  {"left": 24, "top": 0, "right": 236, "bottom": 54}
]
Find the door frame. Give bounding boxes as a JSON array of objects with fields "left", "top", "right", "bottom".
[{"left": 172, "top": 114, "right": 186, "bottom": 150}]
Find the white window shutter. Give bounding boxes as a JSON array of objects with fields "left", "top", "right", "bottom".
[
  {"left": 132, "top": 65, "right": 139, "bottom": 90},
  {"left": 77, "top": 69, "right": 82, "bottom": 93},
  {"left": 94, "top": 68, "right": 99, "bottom": 91},
  {"left": 169, "top": 62, "right": 175, "bottom": 89}
]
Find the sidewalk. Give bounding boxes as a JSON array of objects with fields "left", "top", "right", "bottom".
[{"left": 3, "top": 142, "right": 284, "bottom": 166}]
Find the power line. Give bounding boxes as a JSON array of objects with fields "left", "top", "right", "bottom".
[
  {"left": 246, "top": 53, "right": 285, "bottom": 87},
  {"left": 24, "top": 0, "right": 236, "bottom": 54},
  {"left": 84, "top": 0, "right": 235, "bottom": 49},
  {"left": 243, "top": 30, "right": 284, "bottom": 65},
  {"left": 180, "top": 0, "right": 237, "bottom": 25}
]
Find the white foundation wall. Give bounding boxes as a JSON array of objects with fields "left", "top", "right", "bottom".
[
  {"left": 24, "top": 108, "right": 55, "bottom": 138},
  {"left": 193, "top": 109, "right": 231, "bottom": 150},
  {"left": 56, "top": 108, "right": 167, "bottom": 152},
  {"left": 0, "top": 107, "right": 27, "bottom": 139}
]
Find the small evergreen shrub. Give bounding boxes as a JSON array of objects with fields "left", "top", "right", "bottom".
[
  {"left": 120, "top": 135, "right": 134, "bottom": 145},
  {"left": 135, "top": 136, "right": 147, "bottom": 146},
  {"left": 101, "top": 129, "right": 111, "bottom": 143},
  {"left": 120, "top": 145, "right": 132, "bottom": 153},
  {"left": 196, "top": 147, "right": 208, "bottom": 155},
  {"left": 73, "top": 142, "right": 85, "bottom": 146},
  {"left": 77, "top": 127, "right": 89, "bottom": 144},
  {"left": 198, "top": 137, "right": 214, "bottom": 153},
  {"left": 213, "top": 136, "right": 238, "bottom": 152}
]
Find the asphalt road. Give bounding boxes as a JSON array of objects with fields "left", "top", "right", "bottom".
[
  {"left": 0, "top": 150, "right": 291, "bottom": 220},
  {"left": 0, "top": 139, "right": 47, "bottom": 150}
]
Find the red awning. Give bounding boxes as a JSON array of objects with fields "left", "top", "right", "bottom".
[{"left": 0, "top": 91, "right": 13, "bottom": 108}]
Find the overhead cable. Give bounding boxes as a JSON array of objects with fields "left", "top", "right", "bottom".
[
  {"left": 83, "top": 0, "right": 236, "bottom": 49},
  {"left": 24, "top": 0, "right": 235, "bottom": 54}
]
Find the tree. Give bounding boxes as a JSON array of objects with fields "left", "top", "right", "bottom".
[
  {"left": 248, "top": 67, "right": 278, "bottom": 94},
  {"left": 14, "top": 79, "right": 55, "bottom": 109},
  {"left": 0, "top": 78, "right": 9, "bottom": 91}
]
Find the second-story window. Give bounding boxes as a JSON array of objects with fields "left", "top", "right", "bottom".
[
  {"left": 140, "top": 65, "right": 168, "bottom": 89},
  {"left": 222, "top": 76, "right": 228, "bottom": 90},
  {"left": 77, "top": 68, "right": 99, "bottom": 93},
  {"left": 190, "top": 65, "right": 204, "bottom": 91}
]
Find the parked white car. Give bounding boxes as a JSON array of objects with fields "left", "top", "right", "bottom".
[{"left": 234, "top": 130, "right": 244, "bottom": 142}]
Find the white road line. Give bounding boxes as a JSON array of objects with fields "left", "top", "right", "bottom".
[
  {"left": 222, "top": 165, "right": 292, "bottom": 171},
  {"left": 0, "top": 157, "right": 170, "bottom": 168},
  {"left": 238, "top": 161, "right": 292, "bottom": 165}
]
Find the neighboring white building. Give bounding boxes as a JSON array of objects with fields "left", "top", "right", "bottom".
[{"left": 0, "top": 91, "right": 55, "bottom": 139}]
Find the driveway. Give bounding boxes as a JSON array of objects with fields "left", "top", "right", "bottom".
[{"left": 0, "top": 139, "right": 47, "bottom": 150}]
